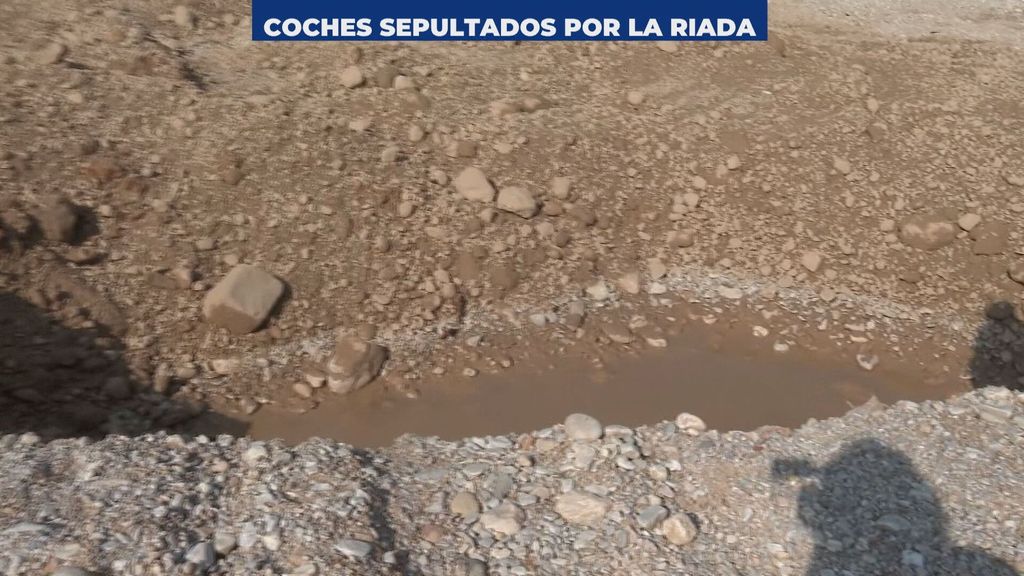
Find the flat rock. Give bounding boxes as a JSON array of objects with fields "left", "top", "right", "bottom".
[
  {"left": 970, "top": 221, "right": 1009, "bottom": 255},
  {"left": 454, "top": 167, "right": 496, "bottom": 203},
  {"left": 898, "top": 214, "right": 956, "bottom": 251},
  {"left": 326, "top": 335, "right": 388, "bottom": 394},
  {"left": 555, "top": 491, "right": 611, "bottom": 525},
  {"left": 202, "top": 265, "right": 285, "bottom": 334}
]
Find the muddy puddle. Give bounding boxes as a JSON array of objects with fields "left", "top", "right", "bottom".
[{"left": 205, "top": 320, "right": 968, "bottom": 447}]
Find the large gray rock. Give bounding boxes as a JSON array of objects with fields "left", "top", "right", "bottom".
[
  {"left": 326, "top": 335, "right": 388, "bottom": 394},
  {"left": 202, "top": 265, "right": 285, "bottom": 334}
]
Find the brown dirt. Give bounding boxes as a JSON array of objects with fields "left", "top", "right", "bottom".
[{"left": 1, "top": 0, "right": 1022, "bottom": 442}]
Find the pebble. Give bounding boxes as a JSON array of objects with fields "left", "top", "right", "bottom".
[
  {"left": 36, "top": 42, "right": 67, "bottom": 65},
  {"left": 675, "top": 413, "right": 707, "bottom": 435},
  {"left": 661, "top": 514, "right": 698, "bottom": 546},
  {"left": 637, "top": 505, "right": 670, "bottom": 530},
  {"left": 551, "top": 177, "right": 572, "bottom": 199},
  {"left": 450, "top": 491, "right": 480, "bottom": 517},
  {"left": 496, "top": 187, "right": 539, "bottom": 218},
  {"left": 173, "top": 5, "right": 195, "bottom": 28},
  {"left": 564, "top": 413, "right": 603, "bottom": 441},
  {"left": 340, "top": 66, "right": 365, "bottom": 88},
  {"left": 957, "top": 213, "right": 982, "bottom": 231},
  {"left": 454, "top": 167, "right": 496, "bottom": 203},
  {"left": 800, "top": 251, "right": 823, "bottom": 273},
  {"left": 185, "top": 541, "right": 216, "bottom": 570},
  {"left": 627, "top": 91, "right": 645, "bottom": 106},
  {"left": 335, "top": 539, "right": 373, "bottom": 558}
]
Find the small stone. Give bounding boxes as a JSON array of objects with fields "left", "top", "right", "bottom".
[
  {"left": 496, "top": 187, "right": 538, "bottom": 218},
  {"left": 454, "top": 167, "right": 496, "bottom": 203},
  {"left": 555, "top": 491, "right": 611, "bottom": 525},
  {"left": 335, "top": 539, "right": 373, "bottom": 559},
  {"left": 800, "top": 251, "right": 823, "bottom": 273},
  {"left": 34, "top": 198, "right": 79, "bottom": 243},
  {"left": 185, "top": 542, "right": 216, "bottom": 570},
  {"left": 656, "top": 41, "right": 679, "bottom": 53},
  {"left": 627, "top": 90, "right": 645, "bottom": 106},
  {"left": 957, "top": 213, "right": 982, "bottom": 231},
  {"left": 173, "top": 5, "right": 195, "bottom": 28},
  {"left": 446, "top": 140, "right": 477, "bottom": 158},
  {"left": 898, "top": 214, "right": 956, "bottom": 251},
  {"left": 1007, "top": 261, "right": 1024, "bottom": 284},
  {"left": 213, "top": 532, "right": 237, "bottom": 555},
  {"left": 618, "top": 271, "right": 641, "bottom": 295},
  {"left": 675, "top": 413, "right": 707, "bottom": 434},
  {"left": 202, "top": 265, "right": 285, "bottom": 334},
  {"left": 551, "top": 176, "right": 572, "bottom": 199},
  {"left": 450, "top": 491, "right": 480, "bottom": 517},
  {"left": 292, "top": 382, "right": 313, "bottom": 398},
  {"left": 637, "top": 505, "right": 669, "bottom": 530},
  {"left": 564, "top": 413, "right": 603, "bottom": 441},
  {"left": 53, "top": 568, "right": 93, "bottom": 576},
  {"left": 326, "top": 335, "right": 388, "bottom": 394},
  {"left": 586, "top": 280, "right": 610, "bottom": 301},
  {"left": 661, "top": 514, "right": 698, "bottom": 546},
  {"left": 36, "top": 42, "right": 67, "bottom": 65},
  {"left": 340, "top": 66, "right": 365, "bottom": 88},
  {"left": 833, "top": 157, "right": 852, "bottom": 175},
  {"left": 479, "top": 502, "right": 524, "bottom": 536},
  {"left": 455, "top": 557, "right": 489, "bottom": 576}
]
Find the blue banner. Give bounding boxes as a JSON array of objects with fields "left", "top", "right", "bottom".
[{"left": 251, "top": 0, "right": 768, "bottom": 41}]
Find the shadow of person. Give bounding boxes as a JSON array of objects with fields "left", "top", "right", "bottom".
[
  {"left": 967, "top": 301, "right": 1024, "bottom": 391},
  {"left": 773, "top": 439, "right": 1018, "bottom": 576},
  {"left": 0, "top": 289, "right": 247, "bottom": 439}
]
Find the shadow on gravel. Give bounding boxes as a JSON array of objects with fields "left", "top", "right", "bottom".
[
  {"left": 968, "top": 300, "right": 1024, "bottom": 391},
  {"left": 352, "top": 449, "right": 419, "bottom": 576},
  {"left": 0, "top": 290, "right": 247, "bottom": 439},
  {"left": 773, "top": 439, "right": 1018, "bottom": 576}
]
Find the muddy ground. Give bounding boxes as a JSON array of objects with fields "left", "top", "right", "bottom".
[{"left": 1, "top": 0, "right": 1023, "bottom": 443}]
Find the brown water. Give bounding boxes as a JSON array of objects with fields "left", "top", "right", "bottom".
[{"left": 228, "top": 325, "right": 965, "bottom": 447}]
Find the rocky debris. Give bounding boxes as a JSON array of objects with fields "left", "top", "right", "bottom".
[
  {"left": 898, "top": 214, "right": 957, "bottom": 251},
  {"left": 564, "top": 413, "right": 603, "bottom": 441},
  {"left": 453, "top": 167, "right": 495, "bottom": 203},
  {"left": 0, "top": 390, "right": 1021, "bottom": 576},
  {"left": 326, "top": 335, "right": 388, "bottom": 394},
  {"left": 202, "top": 265, "right": 285, "bottom": 334},
  {"left": 496, "top": 187, "right": 538, "bottom": 218}
]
